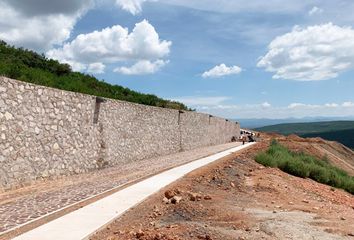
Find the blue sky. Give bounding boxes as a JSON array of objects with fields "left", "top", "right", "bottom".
[{"left": 1, "top": 0, "right": 354, "bottom": 119}]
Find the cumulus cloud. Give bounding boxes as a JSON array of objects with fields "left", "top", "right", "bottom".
[
  {"left": 114, "top": 60, "right": 167, "bottom": 75},
  {"left": 47, "top": 20, "right": 171, "bottom": 74},
  {"left": 288, "top": 103, "right": 313, "bottom": 109},
  {"left": 343, "top": 101, "right": 354, "bottom": 107},
  {"left": 308, "top": 6, "right": 323, "bottom": 16},
  {"left": 261, "top": 102, "right": 271, "bottom": 108},
  {"left": 0, "top": 0, "right": 93, "bottom": 51},
  {"left": 202, "top": 64, "right": 242, "bottom": 78},
  {"left": 258, "top": 23, "right": 354, "bottom": 81},
  {"left": 115, "top": 0, "right": 151, "bottom": 15},
  {"left": 87, "top": 62, "right": 105, "bottom": 74},
  {"left": 324, "top": 103, "right": 338, "bottom": 108}
]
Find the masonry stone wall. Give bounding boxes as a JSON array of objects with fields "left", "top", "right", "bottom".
[{"left": 0, "top": 77, "right": 240, "bottom": 190}]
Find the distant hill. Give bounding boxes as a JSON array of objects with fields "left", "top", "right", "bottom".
[
  {"left": 0, "top": 40, "right": 189, "bottom": 110},
  {"left": 236, "top": 117, "right": 354, "bottom": 129},
  {"left": 255, "top": 121, "right": 354, "bottom": 149}
]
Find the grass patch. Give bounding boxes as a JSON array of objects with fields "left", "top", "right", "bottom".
[{"left": 255, "top": 140, "right": 354, "bottom": 194}]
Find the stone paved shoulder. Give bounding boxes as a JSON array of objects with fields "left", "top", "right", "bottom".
[{"left": 0, "top": 142, "right": 240, "bottom": 235}]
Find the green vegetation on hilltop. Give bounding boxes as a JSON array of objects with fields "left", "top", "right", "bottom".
[
  {"left": 301, "top": 129, "right": 354, "bottom": 150},
  {"left": 255, "top": 121, "right": 354, "bottom": 135},
  {"left": 255, "top": 121, "right": 354, "bottom": 149},
  {"left": 256, "top": 140, "right": 354, "bottom": 194},
  {"left": 0, "top": 40, "right": 189, "bottom": 110}
]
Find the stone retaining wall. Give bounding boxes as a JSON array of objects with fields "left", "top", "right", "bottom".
[{"left": 0, "top": 77, "right": 240, "bottom": 190}]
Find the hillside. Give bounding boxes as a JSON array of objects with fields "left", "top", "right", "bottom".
[
  {"left": 92, "top": 136, "right": 354, "bottom": 240},
  {"left": 255, "top": 121, "right": 354, "bottom": 149},
  {"left": 0, "top": 40, "right": 188, "bottom": 110},
  {"left": 302, "top": 129, "right": 354, "bottom": 150}
]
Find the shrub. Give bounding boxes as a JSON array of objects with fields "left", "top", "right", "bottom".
[
  {"left": 256, "top": 141, "right": 354, "bottom": 195},
  {"left": 0, "top": 40, "right": 190, "bottom": 111}
]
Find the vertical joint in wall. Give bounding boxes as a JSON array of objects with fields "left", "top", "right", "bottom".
[
  {"left": 93, "top": 97, "right": 108, "bottom": 168},
  {"left": 177, "top": 110, "right": 184, "bottom": 125},
  {"left": 93, "top": 97, "right": 106, "bottom": 124},
  {"left": 178, "top": 110, "right": 184, "bottom": 152}
]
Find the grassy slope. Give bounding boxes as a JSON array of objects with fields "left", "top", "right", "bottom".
[
  {"left": 0, "top": 40, "right": 189, "bottom": 110},
  {"left": 256, "top": 141, "right": 354, "bottom": 194},
  {"left": 255, "top": 121, "right": 354, "bottom": 149}
]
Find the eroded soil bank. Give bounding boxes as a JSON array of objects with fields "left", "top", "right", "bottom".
[{"left": 90, "top": 139, "right": 354, "bottom": 240}]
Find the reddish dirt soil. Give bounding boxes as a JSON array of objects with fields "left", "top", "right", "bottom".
[{"left": 90, "top": 137, "right": 354, "bottom": 240}]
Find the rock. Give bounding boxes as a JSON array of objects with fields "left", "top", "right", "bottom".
[
  {"left": 204, "top": 195, "right": 212, "bottom": 200},
  {"left": 189, "top": 192, "right": 202, "bottom": 201},
  {"left": 34, "top": 127, "right": 40, "bottom": 135},
  {"left": 164, "top": 190, "right": 175, "bottom": 199},
  {"left": 302, "top": 200, "right": 310, "bottom": 203},
  {"left": 171, "top": 196, "right": 182, "bottom": 204},
  {"left": 4, "top": 112, "right": 13, "bottom": 120},
  {"left": 340, "top": 216, "right": 346, "bottom": 220},
  {"left": 53, "top": 143, "right": 60, "bottom": 150},
  {"left": 135, "top": 229, "right": 144, "bottom": 238},
  {"left": 189, "top": 193, "right": 197, "bottom": 201},
  {"left": 197, "top": 235, "right": 212, "bottom": 240},
  {"left": 230, "top": 182, "right": 235, "bottom": 188},
  {"left": 162, "top": 197, "right": 170, "bottom": 204}
]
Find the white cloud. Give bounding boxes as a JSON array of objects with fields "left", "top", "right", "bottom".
[
  {"left": 202, "top": 64, "right": 242, "bottom": 78},
  {"left": 343, "top": 101, "right": 354, "bottom": 107},
  {"left": 196, "top": 101, "right": 354, "bottom": 119},
  {"left": 324, "top": 103, "right": 338, "bottom": 108},
  {"left": 87, "top": 62, "right": 105, "bottom": 74},
  {"left": 117, "top": 0, "right": 311, "bottom": 15},
  {"left": 114, "top": 60, "right": 167, "bottom": 75},
  {"left": 115, "top": 0, "right": 151, "bottom": 15},
  {"left": 308, "top": 6, "right": 323, "bottom": 16},
  {"left": 288, "top": 103, "right": 313, "bottom": 109},
  {"left": 0, "top": 0, "right": 93, "bottom": 51},
  {"left": 261, "top": 102, "right": 271, "bottom": 108},
  {"left": 47, "top": 20, "right": 171, "bottom": 74},
  {"left": 171, "top": 96, "right": 230, "bottom": 106},
  {"left": 258, "top": 23, "right": 354, "bottom": 81}
]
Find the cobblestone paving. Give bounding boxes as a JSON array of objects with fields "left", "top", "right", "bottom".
[{"left": 0, "top": 142, "right": 240, "bottom": 233}]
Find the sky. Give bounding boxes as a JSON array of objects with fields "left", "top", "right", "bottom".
[{"left": 1, "top": 0, "right": 354, "bottom": 119}]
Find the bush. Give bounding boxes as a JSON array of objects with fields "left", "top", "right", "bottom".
[
  {"left": 0, "top": 40, "right": 190, "bottom": 111},
  {"left": 256, "top": 140, "right": 354, "bottom": 195}
]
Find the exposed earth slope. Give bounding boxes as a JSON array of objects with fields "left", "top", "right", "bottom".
[{"left": 91, "top": 135, "right": 354, "bottom": 240}]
